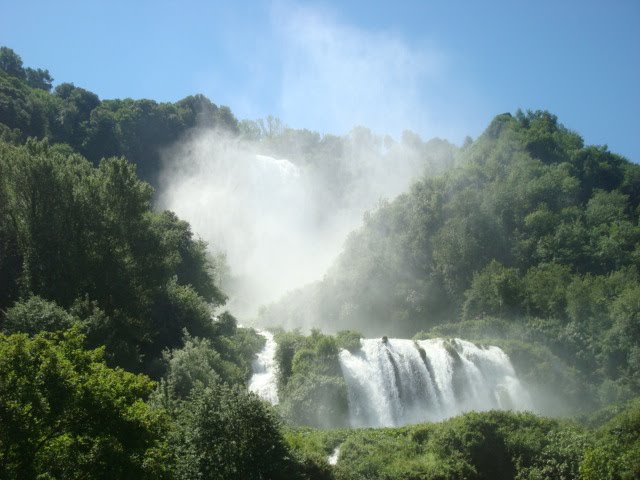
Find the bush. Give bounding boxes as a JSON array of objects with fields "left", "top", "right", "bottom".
[
  {"left": 3, "top": 295, "right": 76, "bottom": 335},
  {"left": 168, "top": 384, "right": 298, "bottom": 480}
]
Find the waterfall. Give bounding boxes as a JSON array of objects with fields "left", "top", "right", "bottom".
[
  {"left": 339, "top": 338, "right": 532, "bottom": 427},
  {"left": 248, "top": 332, "right": 531, "bottom": 427},
  {"left": 328, "top": 446, "right": 341, "bottom": 465},
  {"left": 248, "top": 330, "right": 280, "bottom": 404}
]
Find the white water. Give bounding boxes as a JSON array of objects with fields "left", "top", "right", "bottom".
[
  {"left": 248, "top": 330, "right": 280, "bottom": 404},
  {"left": 328, "top": 446, "right": 341, "bottom": 466},
  {"left": 339, "top": 338, "right": 532, "bottom": 427}
]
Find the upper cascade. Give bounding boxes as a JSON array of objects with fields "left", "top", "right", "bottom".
[{"left": 339, "top": 337, "right": 532, "bottom": 427}]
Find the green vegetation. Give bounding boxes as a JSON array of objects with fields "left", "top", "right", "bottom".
[
  {"left": 164, "top": 384, "right": 298, "bottom": 480},
  {"left": 262, "top": 110, "right": 640, "bottom": 411},
  {"left": 0, "top": 137, "right": 231, "bottom": 374},
  {"left": 0, "top": 47, "right": 295, "bottom": 479},
  {"left": 0, "top": 47, "right": 239, "bottom": 186},
  {"left": 285, "top": 402, "right": 640, "bottom": 480},
  {"left": 1, "top": 46, "right": 639, "bottom": 479},
  {"left": 274, "top": 329, "right": 350, "bottom": 428},
  {"left": 0, "top": 329, "right": 168, "bottom": 479},
  {"left": 580, "top": 398, "right": 640, "bottom": 479}
]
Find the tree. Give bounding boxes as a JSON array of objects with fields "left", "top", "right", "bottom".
[
  {"left": 580, "top": 399, "right": 640, "bottom": 480},
  {"left": 151, "top": 210, "right": 225, "bottom": 305},
  {"left": 0, "top": 329, "right": 168, "bottom": 479},
  {"left": 2, "top": 295, "right": 75, "bottom": 335},
  {"left": 0, "top": 138, "right": 235, "bottom": 374},
  {"left": 463, "top": 260, "right": 523, "bottom": 320},
  {"left": 2, "top": 139, "right": 90, "bottom": 306},
  {"left": 0, "top": 47, "right": 25, "bottom": 80},
  {"left": 25, "top": 67, "right": 53, "bottom": 91},
  {"left": 0, "top": 147, "right": 20, "bottom": 312},
  {"left": 169, "top": 384, "right": 296, "bottom": 480}
]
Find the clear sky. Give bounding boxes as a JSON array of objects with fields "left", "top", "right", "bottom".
[{"left": 1, "top": 0, "right": 639, "bottom": 160}]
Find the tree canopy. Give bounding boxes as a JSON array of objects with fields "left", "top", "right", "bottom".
[{"left": 0, "top": 329, "right": 168, "bottom": 479}]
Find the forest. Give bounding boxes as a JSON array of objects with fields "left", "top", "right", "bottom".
[{"left": 1, "top": 46, "right": 639, "bottom": 479}]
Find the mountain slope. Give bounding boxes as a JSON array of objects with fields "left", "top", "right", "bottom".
[{"left": 262, "top": 110, "right": 640, "bottom": 403}]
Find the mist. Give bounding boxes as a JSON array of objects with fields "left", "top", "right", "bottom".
[
  {"left": 158, "top": 126, "right": 454, "bottom": 320},
  {"left": 157, "top": 2, "right": 462, "bottom": 322}
]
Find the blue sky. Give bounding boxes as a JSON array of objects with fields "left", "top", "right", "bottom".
[{"left": 1, "top": 0, "right": 639, "bottom": 160}]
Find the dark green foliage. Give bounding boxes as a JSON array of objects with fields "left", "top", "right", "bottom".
[
  {"left": 152, "top": 323, "right": 265, "bottom": 405},
  {"left": 463, "top": 260, "right": 522, "bottom": 319},
  {"left": 275, "top": 330, "right": 350, "bottom": 428},
  {"left": 0, "top": 47, "right": 26, "bottom": 80},
  {"left": 167, "top": 384, "right": 297, "bottom": 480},
  {"left": 0, "top": 137, "right": 225, "bottom": 374},
  {"left": 264, "top": 109, "right": 640, "bottom": 406},
  {"left": 0, "top": 71, "right": 32, "bottom": 135},
  {"left": 148, "top": 278, "right": 217, "bottom": 360},
  {"left": 286, "top": 410, "right": 599, "bottom": 480},
  {"left": 153, "top": 334, "right": 225, "bottom": 402},
  {"left": 25, "top": 67, "right": 53, "bottom": 91},
  {"left": 0, "top": 330, "right": 168, "bottom": 479},
  {"left": 3, "top": 295, "right": 76, "bottom": 335}
]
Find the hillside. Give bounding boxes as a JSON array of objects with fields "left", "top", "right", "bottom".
[
  {"left": 0, "top": 45, "right": 639, "bottom": 479},
  {"left": 261, "top": 110, "right": 640, "bottom": 406}
]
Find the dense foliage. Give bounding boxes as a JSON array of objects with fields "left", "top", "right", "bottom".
[
  {"left": 0, "top": 330, "right": 168, "bottom": 479},
  {"left": 165, "top": 384, "right": 298, "bottom": 480},
  {"left": 0, "top": 47, "right": 239, "bottom": 186},
  {"left": 273, "top": 329, "right": 356, "bottom": 428},
  {"left": 285, "top": 402, "right": 640, "bottom": 480},
  {"left": 0, "top": 137, "right": 231, "bottom": 374},
  {"left": 1, "top": 45, "right": 639, "bottom": 479},
  {"left": 262, "top": 110, "right": 640, "bottom": 409}
]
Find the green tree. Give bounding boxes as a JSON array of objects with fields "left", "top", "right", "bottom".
[
  {"left": 0, "top": 329, "right": 168, "bottom": 479},
  {"left": 0, "top": 47, "right": 26, "bottom": 80},
  {"left": 463, "top": 260, "right": 522, "bottom": 320},
  {"left": 522, "top": 263, "right": 574, "bottom": 318},
  {"left": 2, "top": 296, "right": 76, "bottom": 335},
  {"left": 580, "top": 399, "right": 640, "bottom": 480},
  {"left": 25, "top": 67, "right": 53, "bottom": 91},
  {"left": 169, "top": 384, "right": 296, "bottom": 480}
]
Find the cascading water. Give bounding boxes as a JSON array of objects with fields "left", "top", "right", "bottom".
[
  {"left": 248, "top": 333, "right": 532, "bottom": 427},
  {"left": 339, "top": 338, "right": 532, "bottom": 427},
  {"left": 328, "top": 447, "right": 341, "bottom": 465},
  {"left": 248, "top": 330, "right": 280, "bottom": 404}
]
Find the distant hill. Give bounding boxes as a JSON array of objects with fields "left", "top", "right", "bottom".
[{"left": 0, "top": 46, "right": 239, "bottom": 187}]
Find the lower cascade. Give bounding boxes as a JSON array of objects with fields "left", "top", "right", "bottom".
[
  {"left": 248, "top": 330, "right": 280, "bottom": 404},
  {"left": 249, "top": 334, "right": 532, "bottom": 427},
  {"left": 339, "top": 338, "right": 532, "bottom": 427}
]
